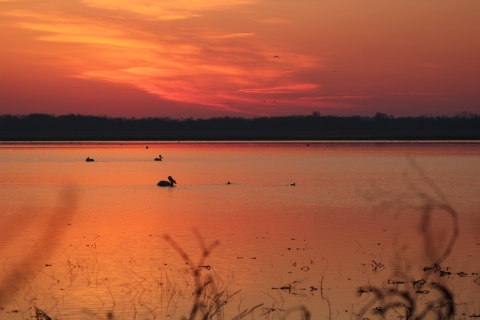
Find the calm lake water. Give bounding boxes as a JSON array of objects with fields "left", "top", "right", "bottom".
[{"left": 0, "top": 142, "right": 479, "bottom": 319}]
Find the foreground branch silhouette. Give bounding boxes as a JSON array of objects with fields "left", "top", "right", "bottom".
[
  {"left": 357, "top": 160, "right": 460, "bottom": 320},
  {"left": 163, "top": 229, "right": 263, "bottom": 320}
]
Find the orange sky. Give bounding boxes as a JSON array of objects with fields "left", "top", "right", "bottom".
[{"left": 1, "top": 0, "right": 479, "bottom": 118}]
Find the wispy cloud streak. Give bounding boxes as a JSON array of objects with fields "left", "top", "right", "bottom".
[
  {"left": 2, "top": 2, "right": 330, "bottom": 115},
  {"left": 385, "top": 92, "right": 448, "bottom": 96}
]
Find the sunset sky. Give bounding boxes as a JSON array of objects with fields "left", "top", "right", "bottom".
[{"left": 1, "top": 0, "right": 479, "bottom": 118}]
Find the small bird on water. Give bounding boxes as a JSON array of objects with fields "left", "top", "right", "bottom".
[{"left": 291, "top": 183, "right": 295, "bottom": 186}]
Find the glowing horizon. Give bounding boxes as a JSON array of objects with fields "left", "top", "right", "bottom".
[{"left": 1, "top": 0, "right": 479, "bottom": 118}]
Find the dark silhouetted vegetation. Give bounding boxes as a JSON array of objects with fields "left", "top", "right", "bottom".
[
  {"left": 357, "top": 160, "right": 460, "bottom": 320},
  {"left": 0, "top": 112, "right": 480, "bottom": 140}
]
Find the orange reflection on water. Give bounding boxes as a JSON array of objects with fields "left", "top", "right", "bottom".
[{"left": 0, "top": 142, "right": 479, "bottom": 319}]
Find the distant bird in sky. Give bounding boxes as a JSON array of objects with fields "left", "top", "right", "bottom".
[{"left": 273, "top": 55, "right": 279, "bottom": 58}]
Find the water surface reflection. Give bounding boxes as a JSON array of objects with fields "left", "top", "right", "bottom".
[{"left": 0, "top": 142, "right": 479, "bottom": 319}]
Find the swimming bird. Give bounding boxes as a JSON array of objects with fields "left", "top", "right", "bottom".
[
  {"left": 85, "top": 157, "right": 94, "bottom": 162},
  {"left": 227, "top": 181, "right": 231, "bottom": 185},
  {"left": 158, "top": 176, "right": 177, "bottom": 187},
  {"left": 273, "top": 55, "right": 279, "bottom": 58},
  {"left": 291, "top": 183, "right": 295, "bottom": 186},
  {"left": 154, "top": 155, "right": 163, "bottom": 161}
]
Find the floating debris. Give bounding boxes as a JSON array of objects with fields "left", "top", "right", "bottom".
[
  {"left": 415, "top": 290, "right": 430, "bottom": 294},
  {"left": 413, "top": 279, "right": 426, "bottom": 286},
  {"left": 372, "top": 260, "right": 385, "bottom": 272}
]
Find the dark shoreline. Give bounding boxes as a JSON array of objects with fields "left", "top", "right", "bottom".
[
  {"left": 2, "top": 112, "right": 479, "bottom": 141},
  {"left": 2, "top": 138, "right": 480, "bottom": 143},
  {"left": 2, "top": 137, "right": 480, "bottom": 142}
]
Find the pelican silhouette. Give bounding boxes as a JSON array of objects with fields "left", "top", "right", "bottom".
[
  {"left": 157, "top": 176, "right": 177, "bottom": 187},
  {"left": 85, "top": 157, "right": 94, "bottom": 162},
  {"left": 154, "top": 155, "right": 163, "bottom": 161}
]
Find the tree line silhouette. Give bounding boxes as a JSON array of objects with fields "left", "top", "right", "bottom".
[{"left": 0, "top": 112, "right": 479, "bottom": 140}]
